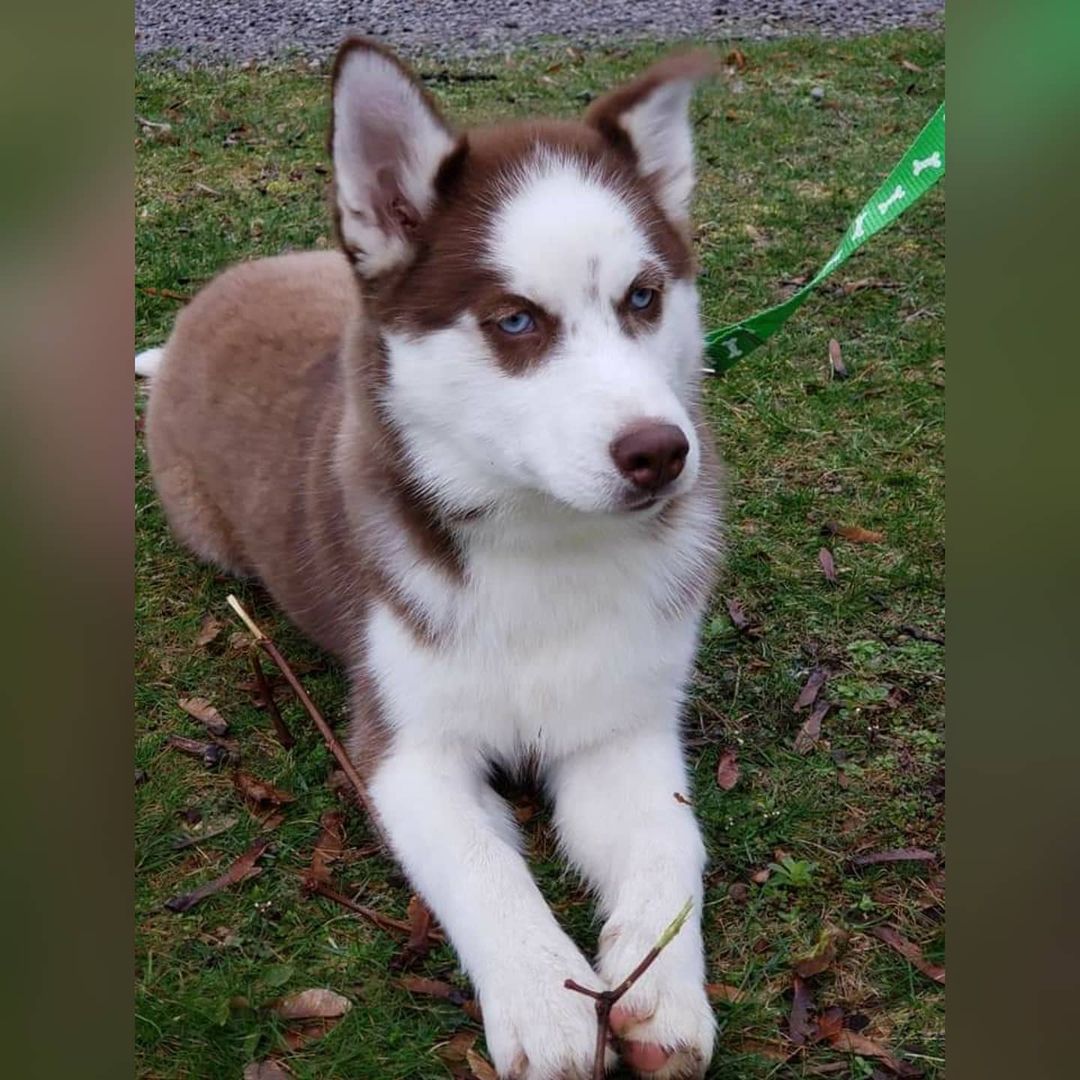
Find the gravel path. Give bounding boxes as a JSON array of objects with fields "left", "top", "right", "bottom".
[{"left": 136, "top": 1, "right": 944, "bottom": 66}]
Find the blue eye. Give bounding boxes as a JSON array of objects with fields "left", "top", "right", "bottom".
[
  {"left": 496, "top": 311, "right": 535, "bottom": 335},
  {"left": 629, "top": 287, "right": 657, "bottom": 310}
]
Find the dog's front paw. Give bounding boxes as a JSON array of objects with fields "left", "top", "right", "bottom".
[
  {"left": 599, "top": 919, "right": 716, "bottom": 1079},
  {"left": 478, "top": 947, "right": 611, "bottom": 1079}
]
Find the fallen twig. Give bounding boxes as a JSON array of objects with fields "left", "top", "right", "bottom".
[
  {"left": 249, "top": 649, "right": 295, "bottom": 749},
  {"left": 899, "top": 624, "right": 945, "bottom": 646},
  {"left": 305, "top": 879, "right": 445, "bottom": 943},
  {"left": 564, "top": 898, "right": 694, "bottom": 1080},
  {"left": 850, "top": 848, "right": 937, "bottom": 868},
  {"left": 138, "top": 285, "right": 191, "bottom": 302},
  {"left": 226, "top": 595, "right": 378, "bottom": 824}
]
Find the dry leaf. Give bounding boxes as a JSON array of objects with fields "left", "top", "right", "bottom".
[
  {"left": 725, "top": 48, "right": 747, "bottom": 70},
  {"left": 869, "top": 926, "right": 945, "bottom": 984},
  {"left": 819, "top": 548, "right": 838, "bottom": 584},
  {"left": 828, "top": 339, "right": 848, "bottom": 380},
  {"left": 793, "top": 931, "right": 843, "bottom": 978},
  {"left": 395, "top": 976, "right": 482, "bottom": 1022},
  {"left": 673, "top": 791, "right": 693, "bottom": 806},
  {"left": 275, "top": 987, "right": 351, "bottom": 1021},
  {"left": 794, "top": 699, "right": 831, "bottom": 755},
  {"left": 725, "top": 597, "right": 762, "bottom": 636},
  {"left": 794, "top": 668, "right": 827, "bottom": 711},
  {"left": 305, "top": 810, "right": 346, "bottom": 889},
  {"left": 706, "top": 982, "right": 745, "bottom": 1004},
  {"left": 178, "top": 696, "right": 228, "bottom": 736},
  {"left": 813, "top": 1005, "right": 846, "bottom": 1042},
  {"left": 233, "top": 771, "right": 296, "bottom": 808},
  {"left": 715, "top": 748, "right": 740, "bottom": 791},
  {"left": 243, "top": 1063, "right": 291, "bottom": 1080},
  {"left": 391, "top": 894, "right": 436, "bottom": 971},
  {"left": 466, "top": 1048, "right": 499, "bottom": 1080},
  {"left": 195, "top": 615, "right": 225, "bottom": 648},
  {"left": 436, "top": 1029, "right": 479, "bottom": 1067},
  {"left": 164, "top": 837, "right": 270, "bottom": 913},
  {"left": 830, "top": 1030, "right": 922, "bottom": 1076},
  {"left": 851, "top": 848, "right": 937, "bottom": 868},
  {"left": 900, "top": 58, "right": 924, "bottom": 73},
  {"left": 750, "top": 867, "right": 772, "bottom": 885},
  {"left": 788, "top": 975, "right": 814, "bottom": 1045},
  {"left": 726, "top": 596, "right": 751, "bottom": 630},
  {"left": 824, "top": 522, "right": 885, "bottom": 544},
  {"left": 166, "top": 734, "right": 230, "bottom": 768},
  {"left": 281, "top": 1018, "right": 341, "bottom": 1051}
]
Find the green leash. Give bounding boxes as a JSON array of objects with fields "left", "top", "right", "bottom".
[{"left": 703, "top": 103, "right": 945, "bottom": 374}]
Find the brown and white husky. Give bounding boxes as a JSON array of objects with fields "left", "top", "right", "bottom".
[{"left": 139, "top": 39, "right": 724, "bottom": 1079}]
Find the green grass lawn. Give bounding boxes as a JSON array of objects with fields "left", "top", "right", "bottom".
[{"left": 136, "top": 30, "right": 944, "bottom": 1080}]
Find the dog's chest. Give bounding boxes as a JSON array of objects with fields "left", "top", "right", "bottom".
[{"left": 367, "top": 521, "right": 703, "bottom": 761}]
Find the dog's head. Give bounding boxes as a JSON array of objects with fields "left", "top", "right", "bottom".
[{"left": 331, "top": 40, "right": 717, "bottom": 517}]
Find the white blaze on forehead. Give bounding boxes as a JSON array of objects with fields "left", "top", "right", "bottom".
[{"left": 486, "top": 156, "right": 654, "bottom": 308}]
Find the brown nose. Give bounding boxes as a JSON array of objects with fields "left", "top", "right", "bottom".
[{"left": 610, "top": 422, "right": 690, "bottom": 493}]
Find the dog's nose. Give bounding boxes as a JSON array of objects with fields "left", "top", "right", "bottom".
[{"left": 610, "top": 422, "right": 690, "bottom": 493}]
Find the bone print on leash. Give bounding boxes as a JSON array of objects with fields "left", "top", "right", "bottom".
[
  {"left": 913, "top": 151, "right": 942, "bottom": 176},
  {"left": 877, "top": 185, "right": 906, "bottom": 214}
]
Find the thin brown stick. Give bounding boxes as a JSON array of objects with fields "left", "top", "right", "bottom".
[
  {"left": 226, "top": 595, "right": 380, "bottom": 825},
  {"left": 564, "top": 898, "right": 694, "bottom": 1080},
  {"left": 249, "top": 648, "right": 296, "bottom": 749},
  {"left": 307, "top": 879, "right": 446, "bottom": 943}
]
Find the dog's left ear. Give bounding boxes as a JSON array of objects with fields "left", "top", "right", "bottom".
[{"left": 586, "top": 52, "right": 718, "bottom": 223}]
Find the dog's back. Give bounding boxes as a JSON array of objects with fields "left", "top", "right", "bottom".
[{"left": 144, "top": 250, "right": 364, "bottom": 653}]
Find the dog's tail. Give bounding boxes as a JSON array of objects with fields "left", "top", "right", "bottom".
[{"left": 135, "top": 346, "right": 165, "bottom": 379}]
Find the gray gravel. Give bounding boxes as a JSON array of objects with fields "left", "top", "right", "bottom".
[{"left": 136, "top": 1, "right": 944, "bottom": 66}]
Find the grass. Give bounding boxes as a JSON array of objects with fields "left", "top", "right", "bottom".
[{"left": 136, "top": 29, "right": 945, "bottom": 1080}]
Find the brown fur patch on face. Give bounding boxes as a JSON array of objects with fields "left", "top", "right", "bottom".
[
  {"left": 477, "top": 292, "right": 562, "bottom": 376},
  {"left": 371, "top": 119, "right": 695, "bottom": 365}
]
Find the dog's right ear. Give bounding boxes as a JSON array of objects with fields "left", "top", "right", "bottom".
[{"left": 331, "top": 39, "right": 457, "bottom": 277}]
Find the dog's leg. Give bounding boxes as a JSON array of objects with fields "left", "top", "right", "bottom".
[
  {"left": 551, "top": 728, "right": 715, "bottom": 1079},
  {"left": 371, "top": 740, "right": 604, "bottom": 1080}
]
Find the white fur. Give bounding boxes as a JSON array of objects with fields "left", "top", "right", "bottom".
[
  {"left": 332, "top": 47, "right": 455, "bottom": 276},
  {"left": 358, "top": 156, "right": 720, "bottom": 1077},
  {"left": 617, "top": 80, "right": 701, "bottom": 222},
  {"left": 135, "top": 347, "right": 164, "bottom": 378}
]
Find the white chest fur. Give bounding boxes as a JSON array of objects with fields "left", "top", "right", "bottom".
[{"left": 364, "top": 496, "right": 714, "bottom": 766}]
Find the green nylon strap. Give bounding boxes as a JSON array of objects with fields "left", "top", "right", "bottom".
[{"left": 703, "top": 102, "right": 945, "bottom": 373}]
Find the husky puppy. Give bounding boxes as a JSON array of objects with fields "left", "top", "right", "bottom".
[{"left": 140, "top": 39, "right": 723, "bottom": 1078}]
